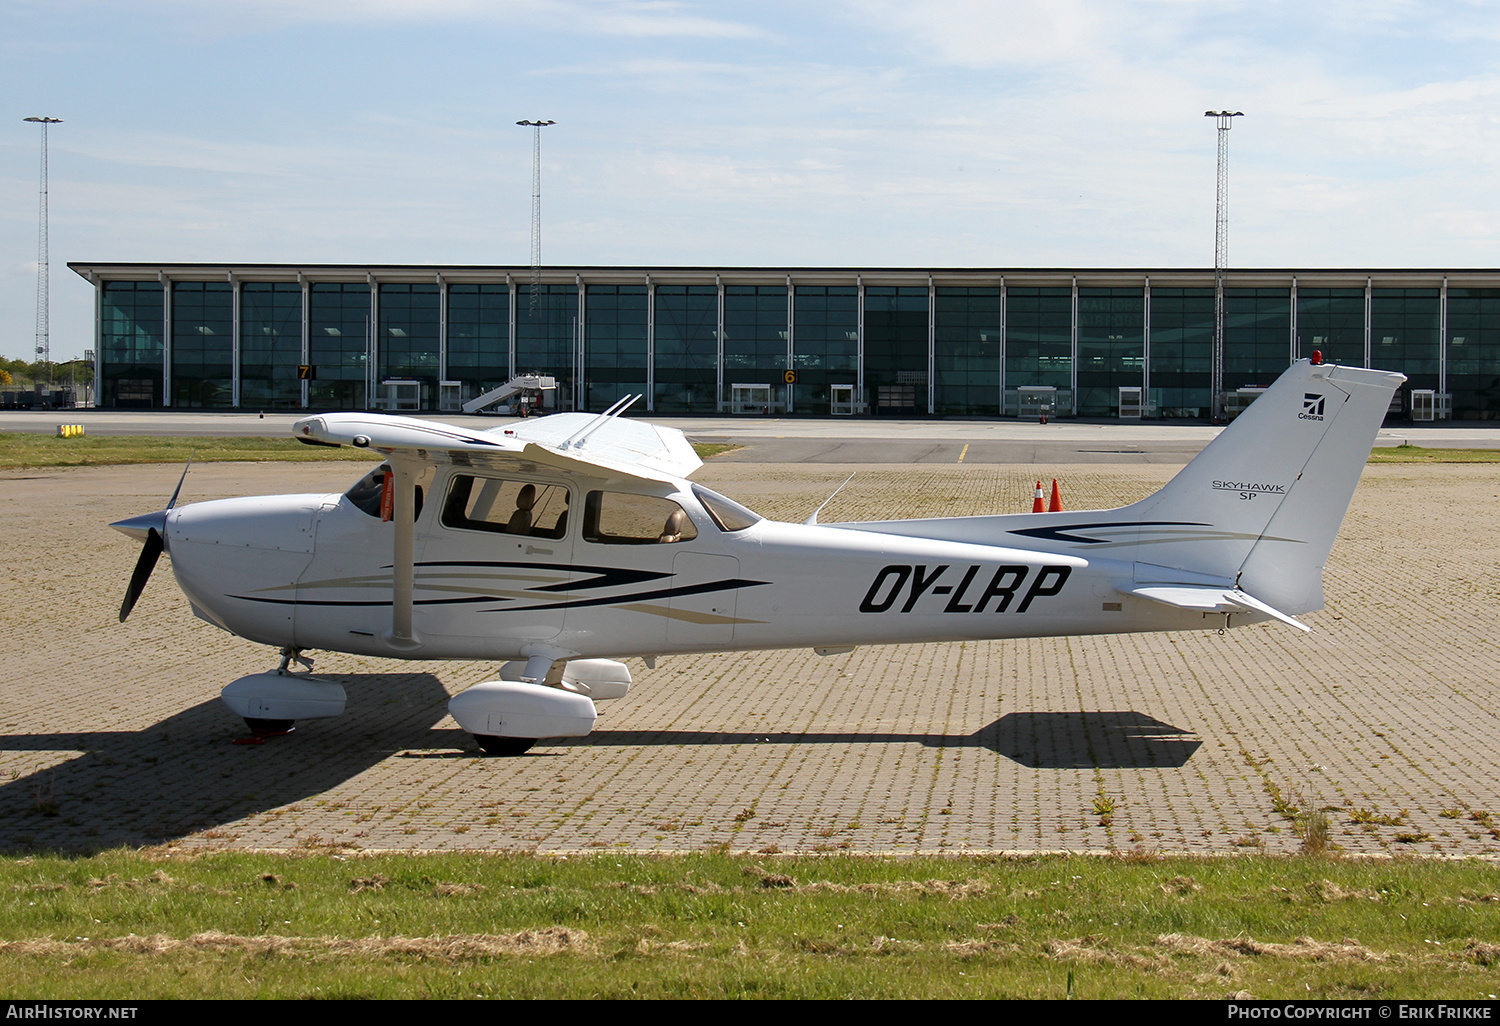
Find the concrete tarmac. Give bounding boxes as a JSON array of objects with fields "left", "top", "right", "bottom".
[
  {"left": 5, "top": 407, "right": 1497, "bottom": 465},
  {"left": 0, "top": 455, "right": 1496, "bottom": 856}
]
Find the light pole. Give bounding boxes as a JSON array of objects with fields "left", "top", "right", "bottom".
[
  {"left": 1206, "top": 110, "right": 1242, "bottom": 420},
  {"left": 25, "top": 116, "right": 62, "bottom": 389},
  {"left": 516, "top": 119, "right": 555, "bottom": 317}
]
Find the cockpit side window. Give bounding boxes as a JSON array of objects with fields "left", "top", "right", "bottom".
[
  {"left": 344, "top": 463, "right": 425, "bottom": 520},
  {"left": 583, "top": 491, "right": 699, "bottom": 544},
  {"left": 441, "top": 474, "right": 569, "bottom": 539}
]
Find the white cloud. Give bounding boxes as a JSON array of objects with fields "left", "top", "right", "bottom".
[{"left": 99, "top": 0, "right": 763, "bottom": 39}]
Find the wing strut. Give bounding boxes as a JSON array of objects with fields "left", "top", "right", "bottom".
[{"left": 383, "top": 457, "right": 421, "bottom": 651}]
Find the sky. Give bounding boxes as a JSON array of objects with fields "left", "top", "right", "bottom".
[{"left": 3, "top": 0, "right": 1500, "bottom": 362}]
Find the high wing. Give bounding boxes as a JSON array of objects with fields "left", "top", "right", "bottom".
[{"left": 292, "top": 397, "right": 703, "bottom": 484}]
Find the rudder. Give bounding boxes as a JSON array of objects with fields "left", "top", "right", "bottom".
[{"left": 1123, "top": 359, "right": 1404, "bottom": 612}]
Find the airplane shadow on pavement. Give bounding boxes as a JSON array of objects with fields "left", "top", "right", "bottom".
[
  {"left": 576, "top": 710, "right": 1201, "bottom": 769},
  {"left": 0, "top": 672, "right": 454, "bottom": 855},
  {"left": 0, "top": 688, "right": 1197, "bottom": 853}
]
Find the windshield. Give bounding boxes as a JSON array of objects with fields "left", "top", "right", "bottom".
[
  {"left": 692, "top": 484, "right": 761, "bottom": 532},
  {"left": 344, "top": 464, "right": 390, "bottom": 517}
]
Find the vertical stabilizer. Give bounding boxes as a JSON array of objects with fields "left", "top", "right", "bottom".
[{"left": 1123, "top": 359, "right": 1404, "bottom": 613}]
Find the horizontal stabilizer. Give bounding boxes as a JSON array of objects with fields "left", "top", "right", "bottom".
[{"left": 1122, "top": 584, "right": 1310, "bottom": 632}]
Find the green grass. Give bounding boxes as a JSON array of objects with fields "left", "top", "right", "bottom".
[
  {"left": 0, "top": 434, "right": 738, "bottom": 470},
  {"left": 1368, "top": 444, "right": 1500, "bottom": 463},
  {"left": 1, "top": 851, "right": 1497, "bottom": 999},
  {"left": 693, "top": 442, "right": 741, "bottom": 460},
  {"left": 0, "top": 433, "right": 379, "bottom": 470}
]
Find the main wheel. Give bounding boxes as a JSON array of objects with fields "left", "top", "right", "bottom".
[
  {"left": 475, "top": 735, "right": 536, "bottom": 757},
  {"left": 244, "top": 718, "right": 295, "bottom": 734}
]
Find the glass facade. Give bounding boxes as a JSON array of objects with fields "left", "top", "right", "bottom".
[
  {"left": 653, "top": 285, "right": 718, "bottom": 413},
  {"left": 723, "top": 285, "right": 789, "bottom": 410},
  {"left": 170, "top": 281, "right": 234, "bottom": 408},
  {"left": 1149, "top": 287, "right": 1213, "bottom": 416},
  {"left": 377, "top": 283, "right": 440, "bottom": 405},
  {"left": 1371, "top": 288, "right": 1440, "bottom": 393},
  {"left": 584, "top": 284, "right": 648, "bottom": 411},
  {"left": 1006, "top": 287, "right": 1072, "bottom": 389},
  {"left": 307, "top": 282, "right": 371, "bottom": 409},
  {"left": 517, "top": 283, "right": 579, "bottom": 407},
  {"left": 100, "top": 281, "right": 164, "bottom": 408},
  {"left": 83, "top": 267, "right": 1500, "bottom": 421},
  {"left": 1295, "top": 288, "right": 1365, "bottom": 368},
  {"left": 1224, "top": 288, "right": 1292, "bottom": 388},
  {"left": 1446, "top": 288, "right": 1500, "bottom": 418},
  {"left": 864, "top": 286, "right": 929, "bottom": 415},
  {"left": 791, "top": 286, "right": 857, "bottom": 413},
  {"left": 240, "top": 282, "right": 302, "bottom": 409},
  {"left": 447, "top": 283, "right": 509, "bottom": 401},
  {"left": 1076, "top": 287, "right": 1144, "bottom": 416},
  {"left": 934, "top": 287, "right": 1002, "bottom": 415}
]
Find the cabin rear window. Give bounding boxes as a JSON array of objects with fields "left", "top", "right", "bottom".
[
  {"left": 441, "top": 475, "right": 569, "bottom": 539},
  {"left": 583, "top": 491, "right": 698, "bottom": 545}
]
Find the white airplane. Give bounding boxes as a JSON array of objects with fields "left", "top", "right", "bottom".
[{"left": 112, "top": 357, "right": 1403, "bottom": 755}]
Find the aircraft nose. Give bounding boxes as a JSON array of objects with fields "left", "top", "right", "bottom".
[{"left": 111, "top": 510, "right": 170, "bottom": 544}]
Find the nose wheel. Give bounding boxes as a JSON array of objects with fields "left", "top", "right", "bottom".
[
  {"left": 475, "top": 735, "right": 536, "bottom": 757},
  {"left": 234, "top": 718, "right": 297, "bottom": 745}
]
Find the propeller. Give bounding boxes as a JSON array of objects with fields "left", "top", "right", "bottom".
[{"left": 112, "top": 459, "right": 192, "bottom": 622}]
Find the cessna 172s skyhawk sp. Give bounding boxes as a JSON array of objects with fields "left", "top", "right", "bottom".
[{"left": 112, "top": 357, "right": 1403, "bottom": 755}]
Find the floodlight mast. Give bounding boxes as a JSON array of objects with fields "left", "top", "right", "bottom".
[
  {"left": 1206, "top": 110, "right": 1242, "bottom": 420},
  {"left": 516, "top": 119, "right": 555, "bottom": 317},
  {"left": 24, "top": 116, "right": 62, "bottom": 387}
]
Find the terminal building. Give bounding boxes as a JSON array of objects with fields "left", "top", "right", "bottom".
[{"left": 68, "top": 262, "right": 1500, "bottom": 419}]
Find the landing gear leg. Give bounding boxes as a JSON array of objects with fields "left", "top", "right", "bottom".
[{"left": 278, "top": 647, "right": 314, "bottom": 674}]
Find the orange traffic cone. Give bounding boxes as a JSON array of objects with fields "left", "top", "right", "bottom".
[
  {"left": 1032, "top": 481, "right": 1045, "bottom": 512},
  {"left": 1048, "top": 479, "right": 1063, "bottom": 512}
]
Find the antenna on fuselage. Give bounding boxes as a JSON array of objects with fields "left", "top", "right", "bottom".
[{"left": 804, "top": 472, "right": 856, "bottom": 526}]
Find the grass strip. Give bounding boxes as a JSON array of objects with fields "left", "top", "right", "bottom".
[
  {"left": 1369, "top": 445, "right": 1500, "bottom": 463},
  {"left": 1, "top": 850, "right": 1497, "bottom": 999},
  {"left": 0, "top": 434, "right": 378, "bottom": 470}
]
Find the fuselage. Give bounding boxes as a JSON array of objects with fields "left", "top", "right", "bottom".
[{"left": 164, "top": 461, "right": 1245, "bottom": 662}]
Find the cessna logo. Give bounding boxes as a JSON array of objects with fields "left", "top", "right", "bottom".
[
  {"left": 859, "top": 563, "right": 1071, "bottom": 614},
  {"left": 1299, "top": 393, "right": 1326, "bottom": 421}
]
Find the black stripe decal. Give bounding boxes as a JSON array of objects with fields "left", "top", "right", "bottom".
[
  {"left": 230, "top": 594, "right": 514, "bottom": 608},
  {"left": 409, "top": 561, "right": 672, "bottom": 592},
  {"left": 494, "top": 578, "right": 768, "bottom": 613},
  {"left": 1007, "top": 520, "right": 1209, "bottom": 544}
]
